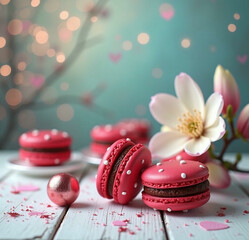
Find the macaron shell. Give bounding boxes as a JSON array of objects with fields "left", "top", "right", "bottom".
[
  {"left": 96, "top": 139, "right": 135, "bottom": 199},
  {"left": 19, "top": 149, "right": 71, "bottom": 166},
  {"left": 142, "top": 189, "right": 210, "bottom": 211},
  {"left": 142, "top": 160, "right": 209, "bottom": 188},
  {"left": 19, "top": 130, "right": 71, "bottom": 149},
  {"left": 113, "top": 144, "right": 152, "bottom": 204},
  {"left": 90, "top": 142, "right": 110, "bottom": 156}
]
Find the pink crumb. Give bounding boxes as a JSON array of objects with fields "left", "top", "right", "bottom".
[
  {"left": 93, "top": 213, "right": 97, "bottom": 216},
  {"left": 243, "top": 210, "right": 249, "bottom": 214},
  {"left": 129, "top": 230, "right": 135, "bottom": 235},
  {"left": 225, "top": 219, "right": 230, "bottom": 223},
  {"left": 189, "top": 233, "right": 193, "bottom": 237},
  {"left": 184, "top": 223, "right": 188, "bottom": 226},
  {"left": 234, "top": 198, "right": 238, "bottom": 202},
  {"left": 7, "top": 212, "right": 22, "bottom": 218},
  {"left": 102, "top": 223, "right": 107, "bottom": 226},
  {"left": 28, "top": 211, "right": 44, "bottom": 216},
  {"left": 217, "top": 213, "right": 226, "bottom": 217},
  {"left": 10, "top": 190, "right": 20, "bottom": 194},
  {"left": 118, "top": 227, "right": 128, "bottom": 232}
]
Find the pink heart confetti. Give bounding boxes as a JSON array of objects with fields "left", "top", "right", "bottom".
[
  {"left": 109, "top": 53, "right": 122, "bottom": 63},
  {"left": 199, "top": 221, "right": 229, "bottom": 231},
  {"left": 30, "top": 75, "right": 45, "bottom": 88},
  {"left": 159, "top": 3, "right": 174, "bottom": 20},
  {"left": 237, "top": 54, "right": 248, "bottom": 64}
]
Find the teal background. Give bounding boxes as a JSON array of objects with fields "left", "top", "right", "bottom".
[{"left": 0, "top": 0, "right": 249, "bottom": 153}]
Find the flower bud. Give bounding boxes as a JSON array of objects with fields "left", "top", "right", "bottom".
[
  {"left": 214, "top": 65, "right": 240, "bottom": 115},
  {"left": 237, "top": 104, "right": 249, "bottom": 139}
]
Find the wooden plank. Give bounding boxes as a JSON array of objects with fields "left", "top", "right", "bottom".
[
  {"left": 54, "top": 167, "right": 167, "bottom": 240},
  {"left": 163, "top": 180, "right": 249, "bottom": 240},
  {"left": 0, "top": 164, "right": 87, "bottom": 240}
]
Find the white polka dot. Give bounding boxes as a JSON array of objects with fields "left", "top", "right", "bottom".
[
  {"left": 126, "top": 170, "right": 131, "bottom": 175},
  {"left": 122, "top": 192, "right": 126, "bottom": 195},
  {"left": 32, "top": 130, "right": 39, "bottom": 136},
  {"left": 180, "top": 160, "right": 186, "bottom": 164},
  {"left": 126, "top": 138, "right": 131, "bottom": 141},
  {"left": 22, "top": 133, "right": 27, "bottom": 138},
  {"left": 199, "top": 164, "right": 205, "bottom": 168},
  {"left": 103, "top": 160, "right": 109, "bottom": 165},
  {"left": 134, "top": 182, "right": 138, "bottom": 188},
  {"left": 141, "top": 159, "right": 145, "bottom": 164},
  {"left": 158, "top": 169, "right": 164, "bottom": 173},
  {"left": 176, "top": 155, "right": 182, "bottom": 160},
  {"left": 62, "top": 132, "right": 69, "bottom": 137},
  {"left": 181, "top": 173, "right": 187, "bottom": 179},
  {"left": 51, "top": 129, "right": 58, "bottom": 135},
  {"left": 183, "top": 210, "right": 188, "bottom": 213},
  {"left": 44, "top": 134, "right": 51, "bottom": 140},
  {"left": 156, "top": 162, "right": 162, "bottom": 166},
  {"left": 95, "top": 174, "right": 97, "bottom": 179},
  {"left": 104, "top": 125, "right": 112, "bottom": 131},
  {"left": 167, "top": 208, "right": 172, "bottom": 212},
  {"left": 120, "top": 129, "right": 127, "bottom": 136},
  {"left": 54, "top": 159, "right": 60, "bottom": 164},
  {"left": 153, "top": 208, "right": 157, "bottom": 211},
  {"left": 107, "top": 147, "right": 110, "bottom": 151}
]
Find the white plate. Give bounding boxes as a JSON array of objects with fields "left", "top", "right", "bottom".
[
  {"left": 81, "top": 148, "right": 102, "bottom": 165},
  {"left": 7, "top": 153, "right": 87, "bottom": 177}
]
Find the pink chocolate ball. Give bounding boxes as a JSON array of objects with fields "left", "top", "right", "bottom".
[{"left": 47, "top": 173, "right": 80, "bottom": 206}]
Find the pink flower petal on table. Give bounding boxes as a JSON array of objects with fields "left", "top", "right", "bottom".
[
  {"left": 199, "top": 221, "right": 229, "bottom": 231},
  {"left": 15, "top": 185, "right": 40, "bottom": 192},
  {"left": 112, "top": 220, "right": 127, "bottom": 226},
  {"left": 205, "top": 161, "right": 231, "bottom": 188}
]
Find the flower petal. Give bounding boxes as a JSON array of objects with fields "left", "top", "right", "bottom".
[
  {"left": 204, "top": 117, "right": 226, "bottom": 142},
  {"left": 205, "top": 92, "right": 224, "bottom": 128},
  {"left": 175, "top": 73, "right": 205, "bottom": 118},
  {"left": 149, "top": 131, "right": 189, "bottom": 158},
  {"left": 205, "top": 161, "right": 231, "bottom": 188},
  {"left": 149, "top": 93, "right": 187, "bottom": 128},
  {"left": 184, "top": 136, "right": 211, "bottom": 156}
]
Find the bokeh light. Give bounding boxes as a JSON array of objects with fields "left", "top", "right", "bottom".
[
  {"left": 91, "top": 16, "right": 98, "bottom": 23},
  {"left": 137, "top": 32, "right": 150, "bottom": 45},
  {"left": 0, "top": 105, "right": 6, "bottom": 120},
  {"left": 0, "top": 37, "right": 6, "bottom": 48},
  {"left": 0, "top": 64, "right": 11, "bottom": 76},
  {"left": 18, "top": 110, "right": 36, "bottom": 129},
  {"left": 47, "top": 48, "right": 56, "bottom": 57},
  {"left": 56, "top": 52, "right": 66, "bottom": 63},
  {"left": 122, "top": 41, "right": 133, "bottom": 51},
  {"left": 152, "top": 68, "right": 163, "bottom": 79},
  {"left": 35, "top": 30, "right": 49, "bottom": 44},
  {"left": 8, "top": 19, "right": 23, "bottom": 35},
  {"left": 57, "top": 104, "right": 74, "bottom": 121},
  {"left": 17, "top": 61, "right": 27, "bottom": 71},
  {"left": 60, "top": 82, "right": 69, "bottom": 91},
  {"left": 181, "top": 38, "right": 191, "bottom": 48},
  {"left": 0, "top": 0, "right": 10, "bottom": 5},
  {"left": 66, "top": 16, "right": 81, "bottom": 31},
  {"left": 228, "top": 24, "right": 236, "bottom": 32},
  {"left": 31, "top": 0, "right": 40, "bottom": 7},
  {"left": 5, "top": 88, "right": 22, "bottom": 107},
  {"left": 60, "top": 11, "right": 69, "bottom": 20},
  {"left": 159, "top": 3, "right": 174, "bottom": 20},
  {"left": 58, "top": 27, "right": 72, "bottom": 43},
  {"left": 234, "top": 13, "right": 240, "bottom": 20}
]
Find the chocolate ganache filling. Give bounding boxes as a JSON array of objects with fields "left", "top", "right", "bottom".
[
  {"left": 107, "top": 145, "right": 133, "bottom": 197},
  {"left": 144, "top": 180, "right": 209, "bottom": 198}
]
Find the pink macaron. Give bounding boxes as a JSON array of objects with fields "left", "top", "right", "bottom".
[
  {"left": 117, "top": 119, "right": 151, "bottom": 144},
  {"left": 141, "top": 160, "right": 210, "bottom": 212},
  {"left": 90, "top": 124, "right": 137, "bottom": 156},
  {"left": 96, "top": 138, "right": 152, "bottom": 204},
  {"left": 19, "top": 129, "right": 72, "bottom": 166}
]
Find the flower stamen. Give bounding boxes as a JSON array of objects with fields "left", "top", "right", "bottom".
[{"left": 177, "top": 110, "right": 203, "bottom": 138}]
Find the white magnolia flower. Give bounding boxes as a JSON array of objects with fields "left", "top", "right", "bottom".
[{"left": 149, "top": 73, "right": 226, "bottom": 158}]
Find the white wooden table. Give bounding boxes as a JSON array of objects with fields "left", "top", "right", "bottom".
[{"left": 0, "top": 151, "right": 248, "bottom": 240}]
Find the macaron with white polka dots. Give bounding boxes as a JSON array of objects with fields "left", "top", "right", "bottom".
[
  {"left": 141, "top": 160, "right": 210, "bottom": 211},
  {"left": 19, "top": 129, "right": 72, "bottom": 166},
  {"left": 96, "top": 138, "right": 152, "bottom": 205}
]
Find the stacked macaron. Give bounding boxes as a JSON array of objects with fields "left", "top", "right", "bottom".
[
  {"left": 141, "top": 160, "right": 210, "bottom": 211},
  {"left": 90, "top": 119, "right": 150, "bottom": 156},
  {"left": 96, "top": 138, "right": 152, "bottom": 204},
  {"left": 19, "top": 129, "right": 72, "bottom": 166}
]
